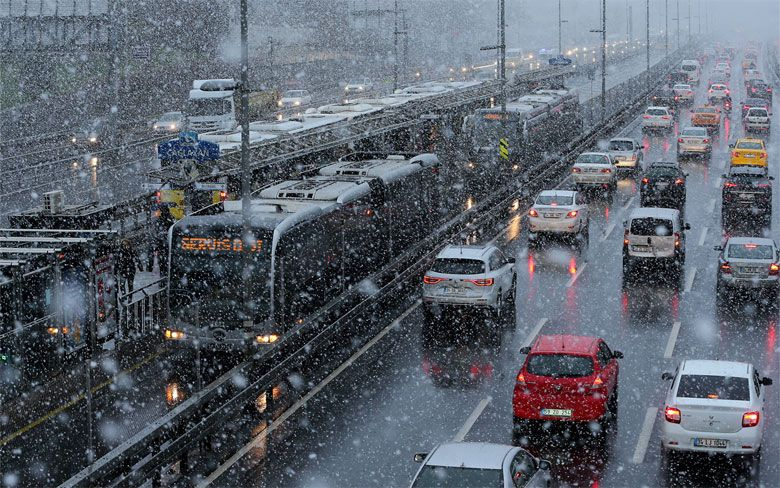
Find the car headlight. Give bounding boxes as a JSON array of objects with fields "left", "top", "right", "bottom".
[
  {"left": 294, "top": 100, "right": 300, "bottom": 106},
  {"left": 277, "top": 101, "right": 283, "bottom": 107},
  {"left": 164, "top": 329, "right": 186, "bottom": 340},
  {"left": 170, "top": 123, "right": 177, "bottom": 130},
  {"left": 88, "top": 136, "right": 97, "bottom": 143},
  {"left": 71, "top": 137, "right": 77, "bottom": 143},
  {"left": 256, "top": 333, "right": 279, "bottom": 344}
]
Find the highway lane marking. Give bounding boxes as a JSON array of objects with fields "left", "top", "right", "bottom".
[
  {"left": 452, "top": 396, "right": 493, "bottom": 442},
  {"left": 631, "top": 407, "right": 658, "bottom": 464},
  {"left": 664, "top": 321, "right": 682, "bottom": 358},
  {"left": 620, "top": 195, "right": 636, "bottom": 214},
  {"left": 0, "top": 348, "right": 162, "bottom": 448},
  {"left": 684, "top": 267, "right": 697, "bottom": 293},
  {"left": 600, "top": 222, "right": 615, "bottom": 242},
  {"left": 600, "top": 195, "right": 635, "bottom": 242},
  {"left": 199, "top": 301, "right": 420, "bottom": 487},
  {"left": 698, "top": 226, "right": 708, "bottom": 246},
  {"left": 707, "top": 197, "right": 716, "bottom": 215},
  {"left": 520, "top": 318, "right": 549, "bottom": 350},
  {"left": 565, "top": 262, "right": 587, "bottom": 287}
]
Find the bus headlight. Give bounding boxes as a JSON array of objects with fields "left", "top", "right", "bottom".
[
  {"left": 256, "top": 333, "right": 279, "bottom": 344},
  {"left": 165, "top": 329, "right": 186, "bottom": 340}
]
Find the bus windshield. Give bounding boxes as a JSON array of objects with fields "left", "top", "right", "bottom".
[
  {"left": 169, "top": 229, "right": 273, "bottom": 325},
  {"left": 472, "top": 112, "right": 520, "bottom": 147},
  {"left": 185, "top": 98, "right": 230, "bottom": 117}
]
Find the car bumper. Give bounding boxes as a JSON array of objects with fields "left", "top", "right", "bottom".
[
  {"left": 573, "top": 174, "right": 613, "bottom": 185},
  {"left": 731, "top": 159, "right": 767, "bottom": 167},
  {"left": 678, "top": 144, "right": 711, "bottom": 154},
  {"left": 719, "top": 275, "right": 778, "bottom": 289},
  {"left": 614, "top": 159, "right": 639, "bottom": 169},
  {"left": 513, "top": 394, "right": 608, "bottom": 422},
  {"left": 642, "top": 122, "right": 673, "bottom": 129},
  {"left": 422, "top": 295, "right": 497, "bottom": 309},
  {"left": 744, "top": 123, "right": 770, "bottom": 130},
  {"left": 164, "top": 325, "right": 257, "bottom": 351},
  {"left": 661, "top": 423, "right": 762, "bottom": 455},
  {"left": 528, "top": 217, "right": 580, "bottom": 234}
]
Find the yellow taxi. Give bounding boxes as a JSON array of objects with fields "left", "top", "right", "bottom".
[
  {"left": 730, "top": 138, "right": 768, "bottom": 167},
  {"left": 691, "top": 105, "right": 721, "bottom": 132}
]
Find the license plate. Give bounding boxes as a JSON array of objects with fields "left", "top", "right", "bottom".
[
  {"left": 741, "top": 267, "right": 761, "bottom": 274},
  {"left": 632, "top": 245, "right": 651, "bottom": 252},
  {"left": 543, "top": 213, "right": 559, "bottom": 218},
  {"left": 744, "top": 154, "right": 755, "bottom": 158},
  {"left": 739, "top": 193, "right": 755, "bottom": 200},
  {"left": 541, "top": 408, "right": 573, "bottom": 417},
  {"left": 694, "top": 438, "right": 728, "bottom": 448},
  {"left": 656, "top": 182, "right": 669, "bottom": 189},
  {"left": 444, "top": 287, "right": 461, "bottom": 295}
]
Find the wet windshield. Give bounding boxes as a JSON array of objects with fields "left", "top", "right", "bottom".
[
  {"left": 609, "top": 140, "right": 634, "bottom": 151},
  {"left": 536, "top": 195, "right": 573, "bottom": 205},
  {"left": 527, "top": 354, "right": 594, "bottom": 378},
  {"left": 184, "top": 98, "right": 229, "bottom": 116},
  {"left": 431, "top": 258, "right": 486, "bottom": 275},
  {"left": 727, "top": 244, "right": 774, "bottom": 260},
  {"left": 631, "top": 218, "right": 673, "bottom": 236},
  {"left": 677, "top": 375, "right": 750, "bottom": 401}
]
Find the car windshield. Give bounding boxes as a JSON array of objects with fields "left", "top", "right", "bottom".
[
  {"left": 609, "top": 140, "right": 634, "bottom": 151},
  {"left": 727, "top": 244, "right": 774, "bottom": 260},
  {"left": 536, "top": 195, "right": 573, "bottom": 206},
  {"left": 431, "top": 258, "right": 486, "bottom": 275},
  {"left": 736, "top": 141, "right": 763, "bottom": 150},
  {"left": 681, "top": 65, "right": 697, "bottom": 71},
  {"left": 681, "top": 128, "right": 707, "bottom": 137},
  {"left": 710, "top": 85, "right": 726, "bottom": 90},
  {"left": 527, "top": 354, "right": 594, "bottom": 378},
  {"left": 283, "top": 90, "right": 305, "bottom": 98},
  {"left": 184, "top": 98, "right": 229, "bottom": 116},
  {"left": 646, "top": 108, "right": 668, "bottom": 116},
  {"left": 412, "top": 465, "right": 503, "bottom": 487},
  {"left": 630, "top": 218, "right": 673, "bottom": 236},
  {"left": 576, "top": 154, "right": 609, "bottom": 164},
  {"left": 673, "top": 84, "right": 690, "bottom": 90},
  {"left": 747, "top": 109, "right": 768, "bottom": 117},
  {"left": 677, "top": 374, "right": 751, "bottom": 401},
  {"left": 646, "top": 168, "right": 679, "bottom": 178}
]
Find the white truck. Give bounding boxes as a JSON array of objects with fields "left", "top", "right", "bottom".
[{"left": 184, "top": 79, "right": 279, "bottom": 133}]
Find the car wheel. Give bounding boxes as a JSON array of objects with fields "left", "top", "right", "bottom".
[
  {"left": 507, "top": 277, "right": 517, "bottom": 304},
  {"left": 491, "top": 294, "right": 503, "bottom": 321}
]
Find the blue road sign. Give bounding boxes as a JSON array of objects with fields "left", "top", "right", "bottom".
[{"left": 157, "top": 131, "right": 220, "bottom": 162}]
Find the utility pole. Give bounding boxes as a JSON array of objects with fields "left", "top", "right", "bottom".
[
  {"left": 590, "top": 0, "right": 607, "bottom": 121},
  {"left": 646, "top": 0, "right": 650, "bottom": 71},
  {"left": 393, "top": 0, "right": 399, "bottom": 90},
  {"left": 239, "top": 0, "right": 252, "bottom": 330},
  {"left": 558, "top": 0, "right": 568, "bottom": 55},
  {"left": 687, "top": 0, "right": 691, "bottom": 42},
  {"left": 676, "top": 0, "right": 680, "bottom": 48},
  {"left": 665, "top": 0, "right": 669, "bottom": 55},
  {"left": 499, "top": 0, "right": 506, "bottom": 116},
  {"left": 402, "top": 9, "right": 409, "bottom": 86},
  {"left": 697, "top": 0, "right": 701, "bottom": 34}
]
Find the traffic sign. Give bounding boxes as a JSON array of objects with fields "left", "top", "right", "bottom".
[
  {"left": 499, "top": 138, "right": 509, "bottom": 160},
  {"left": 131, "top": 45, "right": 150, "bottom": 60}
]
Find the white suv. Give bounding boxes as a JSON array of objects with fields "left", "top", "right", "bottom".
[
  {"left": 715, "top": 237, "right": 780, "bottom": 301},
  {"left": 744, "top": 107, "right": 770, "bottom": 133},
  {"left": 527, "top": 190, "right": 589, "bottom": 246},
  {"left": 423, "top": 245, "right": 516, "bottom": 320},
  {"left": 642, "top": 106, "right": 674, "bottom": 132},
  {"left": 622, "top": 207, "right": 689, "bottom": 278},
  {"left": 661, "top": 360, "right": 772, "bottom": 463},
  {"left": 607, "top": 137, "right": 643, "bottom": 174}
]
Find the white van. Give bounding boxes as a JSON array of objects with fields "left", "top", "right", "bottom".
[
  {"left": 622, "top": 207, "right": 689, "bottom": 277},
  {"left": 680, "top": 60, "right": 701, "bottom": 85}
]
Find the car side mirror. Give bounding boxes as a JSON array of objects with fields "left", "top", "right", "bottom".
[
  {"left": 769, "top": 176, "right": 775, "bottom": 181},
  {"left": 612, "top": 351, "right": 624, "bottom": 359},
  {"left": 519, "top": 346, "right": 531, "bottom": 355},
  {"left": 684, "top": 223, "right": 691, "bottom": 230},
  {"left": 414, "top": 452, "right": 428, "bottom": 463},
  {"left": 622, "top": 220, "right": 628, "bottom": 228},
  {"left": 713, "top": 245, "right": 723, "bottom": 251},
  {"left": 728, "top": 143, "right": 735, "bottom": 148},
  {"left": 537, "top": 459, "right": 552, "bottom": 471},
  {"left": 507, "top": 257, "right": 516, "bottom": 264},
  {"left": 762, "top": 377, "right": 773, "bottom": 386},
  {"left": 662, "top": 372, "right": 674, "bottom": 381},
  {"left": 721, "top": 173, "right": 727, "bottom": 179}
]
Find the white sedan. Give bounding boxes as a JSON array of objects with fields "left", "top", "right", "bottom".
[
  {"left": 672, "top": 84, "right": 694, "bottom": 104},
  {"left": 642, "top": 106, "right": 674, "bottom": 132},
  {"left": 277, "top": 90, "right": 312, "bottom": 108},
  {"left": 411, "top": 442, "right": 551, "bottom": 488},
  {"left": 344, "top": 77, "right": 374, "bottom": 96},
  {"left": 422, "top": 245, "right": 516, "bottom": 320},
  {"left": 661, "top": 360, "right": 772, "bottom": 462},
  {"left": 572, "top": 152, "right": 616, "bottom": 190},
  {"left": 527, "top": 190, "right": 589, "bottom": 245},
  {"left": 708, "top": 83, "right": 730, "bottom": 102},
  {"left": 607, "top": 137, "right": 643, "bottom": 173}
]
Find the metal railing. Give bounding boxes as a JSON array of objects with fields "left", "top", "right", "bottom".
[{"left": 116, "top": 277, "right": 167, "bottom": 342}]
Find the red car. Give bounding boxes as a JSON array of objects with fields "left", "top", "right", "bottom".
[{"left": 513, "top": 335, "right": 622, "bottom": 434}]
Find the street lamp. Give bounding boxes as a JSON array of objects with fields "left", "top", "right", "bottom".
[
  {"left": 665, "top": 0, "right": 669, "bottom": 55},
  {"left": 558, "top": 0, "right": 568, "bottom": 55},
  {"left": 646, "top": 0, "right": 650, "bottom": 71},
  {"left": 590, "top": 0, "right": 607, "bottom": 121}
]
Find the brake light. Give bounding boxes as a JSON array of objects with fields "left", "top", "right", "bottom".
[
  {"left": 665, "top": 406, "right": 681, "bottom": 423},
  {"left": 720, "top": 261, "right": 731, "bottom": 274},
  {"left": 708, "top": 89, "right": 713, "bottom": 93},
  {"left": 528, "top": 208, "right": 539, "bottom": 217},
  {"left": 566, "top": 210, "right": 578, "bottom": 218},
  {"left": 742, "top": 411, "right": 760, "bottom": 427},
  {"left": 572, "top": 167, "right": 582, "bottom": 173},
  {"left": 725, "top": 89, "right": 730, "bottom": 95},
  {"left": 674, "top": 96, "right": 679, "bottom": 100},
  {"left": 674, "top": 232, "right": 681, "bottom": 248},
  {"left": 600, "top": 168, "right": 612, "bottom": 173},
  {"left": 643, "top": 115, "right": 652, "bottom": 119},
  {"left": 769, "top": 263, "right": 780, "bottom": 275},
  {"left": 219, "top": 190, "right": 227, "bottom": 201},
  {"left": 702, "top": 138, "right": 709, "bottom": 143},
  {"left": 675, "top": 178, "right": 685, "bottom": 185},
  {"left": 744, "top": 105, "right": 749, "bottom": 110},
  {"left": 678, "top": 138, "right": 684, "bottom": 143},
  {"left": 468, "top": 278, "right": 494, "bottom": 286},
  {"left": 760, "top": 152, "right": 767, "bottom": 159},
  {"left": 590, "top": 376, "right": 605, "bottom": 390},
  {"left": 724, "top": 181, "right": 738, "bottom": 188},
  {"left": 641, "top": 177, "right": 649, "bottom": 184},
  {"left": 661, "top": 116, "right": 670, "bottom": 120},
  {"left": 623, "top": 229, "right": 629, "bottom": 246},
  {"left": 732, "top": 151, "right": 739, "bottom": 158},
  {"left": 516, "top": 372, "right": 526, "bottom": 385},
  {"left": 423, "top": 276, "right": 445, "bottom": 285}
]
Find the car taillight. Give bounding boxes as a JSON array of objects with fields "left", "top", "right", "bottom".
[
  {"left": 674, "top": 232, "right": 681, "bottom": 248},
  {"left": 720, "top": 261, "right": 731, "bottom": 274},
  {"left": 744, "top": 105, "right": 749, "bottom": 110},
  {"left": 742, "top": 411, "right": 760, "bottom": 427},
  {"left": 516, "top": 372, "right": 526, "bottom": 385},
  {"left": 641, "top": 177, "right": 649, "bottom": 184},
  {"left": 725, "top": 89, "right": 730, "bottom": 95},
  {"left": 677, "top": 138, "right": 684, "bottom": 143},
  {"left": 702, "top": 138, "right": 709, "bottom": 143},
  {"left": 600, "top": 168, "right": 612, "bottom": 173},
  {"left": 675, "top": 178, "right": 685, "bottom": 185},
  {"left": 528, "top": 208, "right": 539, "bottom": 217},
  {"left": 708, "top": 89, "right": 713, "bottom": 93},
  {"left": 665, "top": 406, "right": 681, "bottom": 424},
  {"left": 423, "top": 276, "right": 445, "bottom": 285},
  {"left": 661, "top": 116, "right": 670, "bottom": 120},
  {"left": 623, "top": 229, "right": 629, "bottom": 246},
  {"left": 468, "top": 278, "right": 494, "bottom": 286},
  {"left": 572, "top": 167, "right": 582, "bottom": 173},
  {"left": 590, "top": 376, "right": 605, "bottom": 389},
  {"left": 724, "top": 181, "right": 737, "bottom": 188},
  {"left": 769, "top": 263, "right": 780, "bottom": 276},
  {"left": 760, "top": 152, "right": 767, "bottom": 159},
  {"left": 732, "top": 151, "right": 739, "bottom": 158},
  {"left": 643, "top": 115, "right": 652, "bottom": 119},
  {"left": 566, "top": 210, "right": 578, "bottom": 218}
]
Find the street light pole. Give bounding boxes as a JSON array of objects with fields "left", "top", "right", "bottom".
[
  {"left": 687, "top": 0, "right": 691, "bottom": 41},
  {"left": 646, "top": 0, "right": 650, "bottom": 71},
  {"left": 590, "top": 0, "right": 606, "bottom": 121},
  {"left": 239, "top": 0, "right": 252, "bottom": 330},
  {"left": 393, "top": 0, "right": 399, "bottom": 90},
  {"left": 499, "top": 0, "right": 506, "bottom": 116},
  {"left": 676, "top": 0, "right": 680, "bottom": 48},
  {"left": 665, "top": 0, "right": 668, "bottom": 55}
]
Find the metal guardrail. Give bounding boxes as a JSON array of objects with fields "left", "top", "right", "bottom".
[
  {"left": 61, "top": 47, "right": 689, "bottom": 488},
  {"left": 116, "top": 277, "right": 167, "bottom": 343}
]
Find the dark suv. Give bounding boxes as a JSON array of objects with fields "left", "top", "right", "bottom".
[
  {"left": 742, "top": 97, "right": 771, "bottom": 118},
  {"left": 640, "top": 161, "right": 687, "bottom": 211},
  {"left": 652, "top": 87, "right": 677, "bottom": 111},
  {"left": 746, "top": 80, "right": 773, "bottom": 103},
  {"left": 721, "top": 165, "right": 773, "bottom": 226}
]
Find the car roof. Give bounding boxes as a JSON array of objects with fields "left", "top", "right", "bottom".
[
  {"left": 425, "top": 442, "right": 516, "bottom": 469},
  {"left": 609, "top": 137, "right": 634, "bottom": 143},
  {"left": 680, "top": 360, "right": 752, "bottom": 378},
  {"left": 531, "top": 334, "right": 599, "bottom": 355},
  {"left": 726, "top": 236, "right": 775, "bottom": 247},
  {"left": 437, "top": 245, "right": 494, "bottom": 261},
  {"left": 629, "top": 207, "right": 680, "bottom": 221},
  {"left": 735, "top": 138, "right": 765, "bottom": 145},
  {"left": 680, "top": 126, "right": 707, "bottom": 133},
  {"left": 578, "top": 151, "right": 609, "bottom": 157},
  {"left": 745, "top": 98, "right": 767, "bottom": 104},
  {"left": 646, "top": 106, "right": 670, "bottom": 111},
  {"left": 647, "top": 161, "right": 679, "bottom": 169},
  {"left": 537, "top": 190, "right": 576, "bottom": 198}
]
